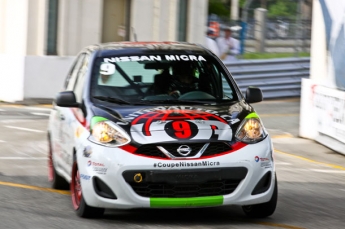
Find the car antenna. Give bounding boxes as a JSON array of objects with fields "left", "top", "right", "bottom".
[{"left": 132, "top": 27, "right": 138, "bottom": 41}]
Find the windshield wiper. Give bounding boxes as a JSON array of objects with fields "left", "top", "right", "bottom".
[
  {"left": 93, "top": 96, "right": 131, "bottom": 105},
  {"left": 141, "top": 99, "right": 209, "bottom": 105},
  {"left": 213, "top": 99, "right": 236, "bottom": 104}
]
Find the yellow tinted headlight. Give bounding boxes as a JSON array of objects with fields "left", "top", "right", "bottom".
[
  {"left": 89, "top": 120, "right": 130, "bottom": 147},
  {"left": 235, "top": 118, "right": 267, "bottom": 143}
]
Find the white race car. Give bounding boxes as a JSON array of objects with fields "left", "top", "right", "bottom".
[{"left": 48, "top": 41, "right": 277, "bottom": 218}]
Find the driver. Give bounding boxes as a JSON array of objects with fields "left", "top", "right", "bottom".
[{"left": 168, "top": 61, "right": 198, "bottom": 97}]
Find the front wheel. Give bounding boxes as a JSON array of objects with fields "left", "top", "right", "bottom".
[
  {"left": 242, "top": 174, "right": 278, "bottom": 218},
  {"left": 71, "top": 159, "right": 104, "bottom": 218}
]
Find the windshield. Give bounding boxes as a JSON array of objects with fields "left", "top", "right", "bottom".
[{"left": 90, "top": 53, "right": 239, "bottom": 104}]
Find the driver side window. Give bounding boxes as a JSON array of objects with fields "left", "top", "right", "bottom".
[
  {"left": 64, "top": 54, "right": 86, "bottom": 91},
  {"left": 73, "top": 54, "right": 89, "bottom": 103}
]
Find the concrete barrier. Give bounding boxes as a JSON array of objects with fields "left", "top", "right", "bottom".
[{"left": 0, "top": 55, "right": 74, "bottom": 103}]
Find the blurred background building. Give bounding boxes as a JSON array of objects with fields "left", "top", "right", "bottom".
[
  {"left": 0, "top": 0, "right": 208, "bottom": 102},
  {"left": 0, "top": 0, "right": 208, "bottom": 56}
]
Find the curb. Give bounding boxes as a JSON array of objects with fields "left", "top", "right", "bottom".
[{"left": 0, "top": 98, "right": 53, "bottom": 107}]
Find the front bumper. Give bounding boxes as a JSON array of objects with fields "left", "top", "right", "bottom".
[{"left": 77, "top": 137, "right": 275, "bottom": 209}]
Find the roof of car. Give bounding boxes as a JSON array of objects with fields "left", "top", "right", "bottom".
[{"left": 83, "top": 41, "right": 208, "bottom": 54}]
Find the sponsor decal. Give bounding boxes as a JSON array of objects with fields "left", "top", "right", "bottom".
[
  {"left": 130, "top": 109, "right": 233, "bottom": 144},
  {"left": 93, "top": 167, "right": 108, "bottom": 175},
  {"left": 100, "top": 62, "right": 116, "bottom": 75},
  {"left": 313, "top": 86, "right": 345, "bottom": 144},
  {"left": 80, "top": 174, "right": 91, "bottom": 180},
  {"left": 260, "top": 157, "right": 271, "bottom": 168},
  {"left": 227, "top": 104, "right": 242, "bottom": 124},
  {"left": 75, "top": 126, "right": 85, "bottom": 138},
  {"left": 123, "top": 106, "right": 231, "bottom": 121},
  {"left": 255, "top": 156, "right": 271, "bottom": 168},
  {"left": 88, "top": 161, "right": 107, "bottom": 174},
  {"left": 83, "top": 146, "right": 92, "bottom": 158},
  {"left": 153, "top": 161, "right": 220, "bottom": 168},
  {"left": 103, "top": 55, "right": 206, "bottom": 63},
  {"left": 92, "top": 162, "right": 105, "bottom": 167},
  {"left": 229, "top": 118, "right": 240, "bottom": 124},
  {"left": 122, "top": 106, "right": 240, "bottom": 126}
]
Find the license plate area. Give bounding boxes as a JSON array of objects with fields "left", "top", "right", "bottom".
[
  {"left": 151, "top": 169, "right": 222, "bottom": 184},
  {"left": 122, "top": 167, "right": 248, "bottom": 184}
]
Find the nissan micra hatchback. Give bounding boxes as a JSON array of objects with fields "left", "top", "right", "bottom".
[{"left": 48, "top": 42, "right": 277, "bottom": 218}]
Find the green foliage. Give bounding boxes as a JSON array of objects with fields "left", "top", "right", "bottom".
[
  {"left": 242, "top": 52, "right": 310, "bottom": 59},
  {"left": 239, "top": 0, "right": 246, "bottom": 7},
  {"left": 268, "top": 0, "right": 297, "bottom": 18},
  {"left": 237, "top": 0, "right": 298, "bottom": 19},
  {"left": 210, "top": 0, "right": 299, "bottom": 20},
  {"left": 208, "top": 0, "right": 230, "bottom": 17}
]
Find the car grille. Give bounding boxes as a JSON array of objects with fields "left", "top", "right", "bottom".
[
  {"left": 123, "top": 168, "right": 247, "bottom": 198},
  {"left": 128, "top": 179, "right": 241, "bottom": 197},
  {"left": 135, "top": 142, "right": 232, "bottom": 159}
]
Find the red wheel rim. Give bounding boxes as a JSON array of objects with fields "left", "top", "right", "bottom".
[
  {"left": 48, "top": 141, "right": 54, "bottom": 181},
  {"left": 71, "top": 162, "right": 82, "bottom": 210}
]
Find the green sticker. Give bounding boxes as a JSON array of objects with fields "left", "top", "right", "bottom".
[
  {"left": 90, "top": 116, "right": 108, "bottom": 130},
  {"left": 245, "top": 112, "right": 260, "bottom": 119},
  {"left": 150, "top": 196, "right": 223, "bottom": 208}
]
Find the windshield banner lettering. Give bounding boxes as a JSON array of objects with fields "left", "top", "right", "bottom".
[{"left": 104, "top": 55, "right": 206, "bottom": 63}]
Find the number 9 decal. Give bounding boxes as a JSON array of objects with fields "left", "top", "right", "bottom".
[
  {"left": 165, "top": 121, "right": 198, "bottom": 140},
  {"left": 100, "top": 62, "right": 116, "bottom": 75}
]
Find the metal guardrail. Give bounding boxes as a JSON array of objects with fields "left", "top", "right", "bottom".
[{"left": 223, "top": 57, "right": 310, "bottom": 99}]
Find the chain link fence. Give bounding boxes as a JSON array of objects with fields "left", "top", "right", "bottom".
[
  {"left": 207, "top": 14, "right": 311, "bottom": 54},
  {"left": 266, "top": 18, "right": 311, "bottom": 40}
]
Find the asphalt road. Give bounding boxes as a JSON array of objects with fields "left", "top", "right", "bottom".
[{"left": 0, "top": 99, "right": 344, "bottom": 229}]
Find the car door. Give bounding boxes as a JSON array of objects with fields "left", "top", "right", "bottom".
[
  {"left": 54, "top": 54, "right": 86, "bottom": 173},
  {"left": 62, "top": 53, "right": 90, "bottom": 176}
]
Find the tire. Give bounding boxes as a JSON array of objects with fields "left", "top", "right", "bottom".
[
  {"left": 48, "top": 134, "right": 69, "bottom": 190},
  {"left": 71, "top": 156, "right": 105, "bottom": 218},
  {"left": 242, "top": 174, "right": 278, "bottom": 218}
]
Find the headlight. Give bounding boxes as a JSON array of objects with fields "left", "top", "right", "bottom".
[
  {"left": 88, "top": 117, "right": 131, "bottom": 147},
  {"left": 235, "top": 114, "right": 267, "bottom": 143}
]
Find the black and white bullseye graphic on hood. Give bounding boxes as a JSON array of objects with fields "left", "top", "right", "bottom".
[{"left": 130, "top": 109, "right": 232, "bottom": 144}]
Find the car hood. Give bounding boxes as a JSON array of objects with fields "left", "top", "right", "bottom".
[{"left": 91, "top": 101, "right": 254, "bottom": 144}]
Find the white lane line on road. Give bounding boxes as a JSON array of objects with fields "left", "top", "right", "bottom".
[
  {"left": 1, "top": 119, "right": 41, "bottom": 123},
  {"left": 310, "top": 169, "right": 345, "bottom": 174},
  {"left": 30, "top": 112, "right": 50, "bottom": 116},
  {"left": 0, "top": 108, "right": 4, "bottom": 111},
  {"left": 0, "top": 140, "right": 5, "bottom": 143},
  {"left": 260, "top": 113, "right": 299, "bottom": 117},
  {"left": 22, "top": 107, "right": 52, "bottom": 111},
  {"left": 276, "top": 168, "right": 310, "bottom": 172},
  {"left": 275, "top": 149, "right": 345, "bottom": 171},
  {"left": 0, "top": 157, "right": 46, "bottom": 160},
  {"left": 275, "top": 162, "right": 292, "bottom": 165},
  {"left": 4, "top": 125, "right": 45, "bottom": 133}
]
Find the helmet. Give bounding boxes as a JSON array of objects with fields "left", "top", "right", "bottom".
[{"left": 170, "top": 62, "right": 198, "bottom": 94}]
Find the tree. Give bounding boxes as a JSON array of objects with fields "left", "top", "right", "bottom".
[
  {"left": 268, "top": 0, "right": 297, "bottom": 18},
  {"left": 208, "top": 0, "right": 230, "bottom": 17},
  {"left": 239, "top": 0, "right": 298, "bottom": 19}
]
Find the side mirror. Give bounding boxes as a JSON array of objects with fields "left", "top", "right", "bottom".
[
  {"left": 55, "top": 91, "right": 79, "bottom": 107},
  {"left": 245, "top": 87, "right": 263, "bottom": 103}
]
